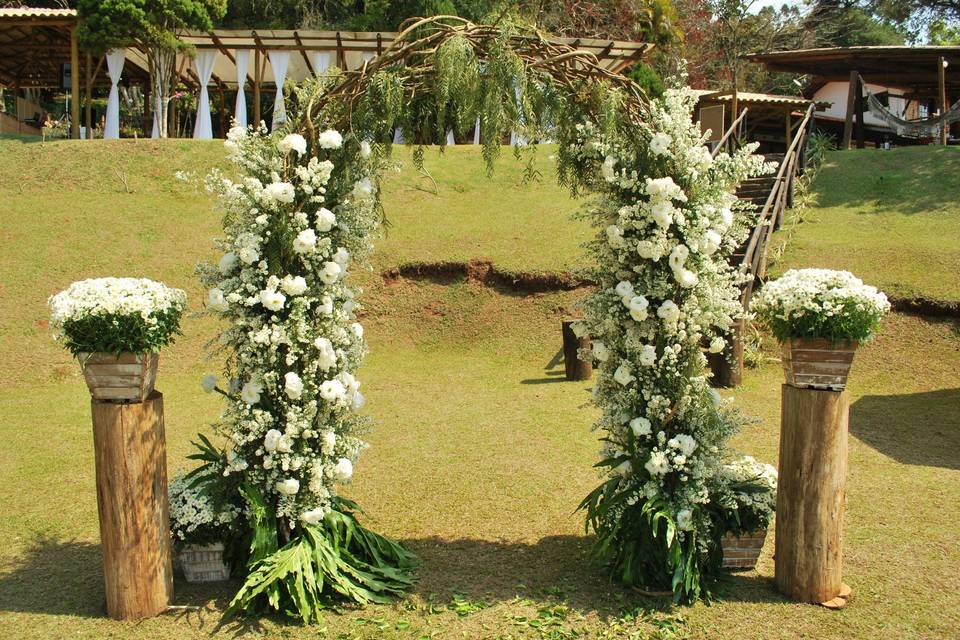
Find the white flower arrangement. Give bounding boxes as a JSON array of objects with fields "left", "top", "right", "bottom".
[
  {"left": 751, "top": 268, "right": 890, "bottom": 344},
  {"left": 48, "top": 277, "right": 186, "bottom": 355},
  {"left": 708, "top": 455, "right": 778, "bottom": 536},
  {"left": 576, "top": 85, "right": 776, "bottom": 600},
  {"left": 168, "top": 474, "right": 241, "bottom": 548}
]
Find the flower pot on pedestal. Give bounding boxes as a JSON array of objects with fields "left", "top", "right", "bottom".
[
  {"left": 780, "top": 338, "right": 857, "bottom": 391},
  {"left": 79, "top": 352, "right": 159, "bottom": 403},
  {"left": 180, "top": 543, "right": 230, "bottom": 583}
]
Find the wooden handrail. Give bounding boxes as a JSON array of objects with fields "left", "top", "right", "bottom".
[{"left": 711, "top": 107, "right": 749, "bottom": 159}]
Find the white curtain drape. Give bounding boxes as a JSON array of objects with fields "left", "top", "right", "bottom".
[
  {"left": 446, "top": 129, "right": 456, "bottom": 145},
  {"left": 234, "top": 50, "right": 249, "bottom": 129},
  {"left": 269, "top": 51, "right": 290, "bottom": 129},
  {"left": 192, "top": 50, "right": 217, "bottom": 139},
  {"left": 510, "top": 85, "right": 527, "bottom": 146},
  {"left": 104, "top": 49, "right": 126, "bottom": 139},
  {"left": 393, "top": 127, "right": 405, "bottom": 144},
  {"left": 473, "top": 117, "right": 481, "bottom": 145},
  {"left": 310, "top": 51, "right": 332, "bottom": 76}
]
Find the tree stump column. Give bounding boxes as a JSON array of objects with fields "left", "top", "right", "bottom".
[
  {"left": 561, "top": 320, "right": 592, "bottom": 381},
  {"left": 91, "top": 391, "right": 173, "bottom": 619},
  {"left": 775, "top": 384, "right": 851, "bottom": 607}
]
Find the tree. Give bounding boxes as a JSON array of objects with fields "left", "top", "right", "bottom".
[
  {"left": 804, "top": 0, "right": 906, "bottom": 46},
  {"left": 76, "top": 0, "right": 227, "bottom": 138}
]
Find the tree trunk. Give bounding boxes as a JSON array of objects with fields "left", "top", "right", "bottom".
[
  {"left": 91, "top": 391, "right": 173, "bottom": 619},
  {"left": 775, "top": 384, "right": 848, "bottom": 604},
  {"left": 148, "top": 47, "right": 174, "bottom": 138}
]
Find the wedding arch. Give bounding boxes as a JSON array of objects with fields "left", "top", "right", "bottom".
[{"left": 193, "top": 15, "right": 770, "bottom": 622}]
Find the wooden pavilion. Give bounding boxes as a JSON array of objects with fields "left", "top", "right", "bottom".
[{"left": 745, "top": 46, "right": 960, "bottom": 147}]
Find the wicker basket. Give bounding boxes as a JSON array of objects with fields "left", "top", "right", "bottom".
[
  {"left": 78, "top": 352, "right": 159, "bottom": 403},
  {"left": 180, "top": 543, "right": 230, "bottom": 583},
  {"left": 781, "top": 338, "right": 857, "bottom": 391},
  {"left": 721, "top": 529, "right": 767, "bottom": 570}
]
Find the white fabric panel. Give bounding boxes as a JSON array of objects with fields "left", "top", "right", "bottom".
[
  {"left": 362, "top": 52, "right": 376, "bottom": 64},
  {"left": 234, "top": 50, "right": 249, "bottom": 128},
  {"left": 310, "top": 51, "right": 332, "bottom": 75},
  {"left": 192, "top": 50, "right": 217, "bottom": 139},
  {"left": 473, "top": 117, "right": 481, "bottom": 145},
  {"left": 446, "top": 129, "right": 456, "bottom": 145},
  {"left": 510, "top": 85, "right": 527, "bottom": 146},
  {"left": 393, "top": 127, "right": 405, "bottom": 144},
  {"left": 104, "top": 49, "right": 126, "bottom": 139},
  {"left": 269, "top": 51, "right": 291, "bottom": 129}
]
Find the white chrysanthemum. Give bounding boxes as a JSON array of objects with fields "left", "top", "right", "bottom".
[{"left": 644, "top": 450, "right": 670, "bottom": 476}]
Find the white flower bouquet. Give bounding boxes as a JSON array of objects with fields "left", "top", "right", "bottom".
[
  {"left": 708, "top": 456, "right": 778, "bottom": 537},
  {"left": 752, "top": 269, "right": 890, "bottom": 344},
  {"left": 48, "top": 277, "right": 187, "bottom": 355},
  {"left": 169, "top": 473, "right": 242, "bottom": 549}
]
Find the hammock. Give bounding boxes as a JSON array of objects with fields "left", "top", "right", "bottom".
[{"left": 866, "top": 90, "right": 960, "bottom": 139}]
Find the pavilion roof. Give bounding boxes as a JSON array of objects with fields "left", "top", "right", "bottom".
[{"left": 744, "top": 46, "right": 960, "bottom": 94}]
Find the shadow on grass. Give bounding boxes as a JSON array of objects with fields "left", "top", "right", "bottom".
[
  {"left": 400, "top": 535, "right": 785, "bottom": 618},
  {"left": 851, "top": 388, "right": 960, "bottom": 470}
]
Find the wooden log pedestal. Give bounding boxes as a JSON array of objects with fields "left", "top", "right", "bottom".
[
  {"left": 775, "top": 384, "right": 852, "bottom": 609},
  {"left": 561, "top": 320, "right": 592, "bottom": 381},
  {"left": 91, "top": 391, "right": 173, "bottom": 619}
]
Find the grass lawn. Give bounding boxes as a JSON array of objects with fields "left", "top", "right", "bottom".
[
  {"left": 772, "top": 146, "right": 960, "bottom": 304},
  {"left": 0, "top": 138, "right": 958, "bottom": 639}
]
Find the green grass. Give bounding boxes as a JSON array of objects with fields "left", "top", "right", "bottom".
[
  {"left": 1, "top": 139, "right": 958, "bottom": 639},
  {"left": 773, "top": 146, "right": 960, "bottom": 304}
]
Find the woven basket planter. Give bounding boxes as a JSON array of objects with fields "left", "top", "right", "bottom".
[
  {"left": 721, "top": 529, "right": 767, "bottom": 570},
  {"left": 781, "top": 338, "right": 857, "bottom": 391},
  {"left": 180, "top": 543, "right": 230, "bottom": 583},
  {"left": 78, "top": 352, "right": 159, "bottom": 403}
]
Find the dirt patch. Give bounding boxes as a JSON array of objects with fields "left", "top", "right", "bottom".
[
  {"left": 887, "top": 296, "right": 960, "bottom": 318},
  {"left": 382, "top": 258, "right": 595, "bottom": 294}
]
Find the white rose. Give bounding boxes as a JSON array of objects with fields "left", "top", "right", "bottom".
[
  {"left": 207, "top": 288, "right": 229, "bottom": 312},
  {"left": 301, "top": 507, "right": 325, "bottom": 525},
  {"left": 293, "top": 229, "right": 317, "bottom": 253},
  {"left": 360, "top": 140, "right": 372, "bottom": 158},
  {"left": 319, "top": 261, "right": 342, "bottom": 284},
  {"left": 315, "top": 208, "right": 336, "bottom": 232},
  {"left": 352, "top": 177, "right": 375, "bottom": 201},
  {"left": 719, "top": 207, "right": 734, "bottom": 229},
  {"left": 350, "top": 322, "right": 364, "bottom": 338},
  {"left": 284, "top": 371, "right": 304, "bottom": 400},
  {"left": 639, "top": 345, "right": 657, "bottom": 367},
  {"left": 615, "top": 281, "right": 634, "bottom": 300},
  {"left": 317, "top": 129, "right": 343, "bottom": 149},
  {"left": 201, "top": 374, "right": 218, "bottom": 393},
  {"left": 219, "top": 252, "right": 238, "bottom": 274},
  {"left": 264, "top": 181, "right": 296, "bottom": 204},
  {"left": 332, "top": 247, "right": 350, "bottom": 266},
  {"left": 281, "top": 275, "right": 308, "bottom": 296},
  {"left": 614, "top": 460, "right": 632, "bottom": 477},
  {"left": 709, "top": 337, "right": 726, "bottom": 353},
  {"left": 319, "top": 379, "right": 346, "bottom": 403},
  {"left": 238, "top": 246, "right": 259, "bottom": 264},
  {"left": 651, "top": 201, "right": 673, "bottom": 228},
  {"left": 649, "top": 132, "right": 671, "bottom": 156},
  {"left": 277, "top": 133, "right": 307, "bottom": 156},
  {"left": 351, "top": 391, "right": 366, "bottom": 411},
  {"left": 669, "top": 245, "right": 689, "bottom": 271},
  {"left": 703, "top": 230, "right": 723, "bottom": 255},
  {"left": 592, "top": 341, "right": 609, "bottom": 362},
  {"left": 333, "top": 458, "right": 353, "bottom": 482},
  {"left": 240, "top": 379, "right": 263, "bottom": 405},
  {"left": 676, "top": 269, "right": 699, "bottom": 288},
  {"left": 630, "top": 417, "right": 652, "bottom": 437},
  {"left": 628, "top": 295, "right": 649, "bottom": 322},
  {"left": 669, "top": 434, "right": 698, "bottom": 456},
  {"left": 613, "top": 363, "right": 635, "bottom": 386},
  {"left": 657, "top": 300, "right": 680, "bottom": 324},
  {"left": 276, "top": 478, "right": 300, "bottom": 495},
  {"left": 260, "top": 289, "right": 286, "bottom": 312},
  {"left": 314, "top": 337, "right": 337, "bottom": 370},
  {"left": 605, "top": 225, "right": 625, "bottom": 248},
  {"left": 264, "top": 428, "right": 283, "bottom": 452},
  {"left": 316, "top": 295, "right": 334, "bottom": 315}
]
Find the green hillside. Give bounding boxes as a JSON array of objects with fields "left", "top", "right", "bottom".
[{"left": 0, "top": 138, "right": 958, "bottom": 640}]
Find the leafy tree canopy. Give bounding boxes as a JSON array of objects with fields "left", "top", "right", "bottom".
[{"left": 76, "top": 0, "right": 227, "bottom": 53}]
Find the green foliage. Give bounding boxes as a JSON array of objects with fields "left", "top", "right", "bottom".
[
  {"left": 58, "top": 306, "right": 183, "bottom": 356},
  {"left": 805, "top": 130, "right": 837, "bottom": 172},
  {"left": 626, "top": 62, "right": 665, "bottom": 99},
  {"left": 76, "top": 0, "right": 227, "bottom": 53},
  {"left": 225, "top": 495, "right": 417, "bottom": 623}
]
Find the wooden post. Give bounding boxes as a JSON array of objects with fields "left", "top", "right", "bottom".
[
  {"left": 939, "top": 57, "right": 948, "bottom": 145},
  {"left": 842, "top": 70, "right": 858, "bottom": 150},
  {"left": 707, "top": 319, "right": 744, "bottom": 388},
  {"left": 775, "top": 384, "right": 850, "bottom": 606},
  {"left": 91, "top": 391, "right": 173, "bottom": 619},
  {"left": 855, "top": 80, "right": 865, "bottom": 149},
  {"left": 70, "top": 27, "right": 81, "bottom": 139},
  {"left": 84, "top": 52, "right": 93, "bottom": 139},
  {"left": 253, "top": 47, "right": 261, "bottom": 128},
  {"left": 561, "top": 320, "right": 592, "bottom": 381}
]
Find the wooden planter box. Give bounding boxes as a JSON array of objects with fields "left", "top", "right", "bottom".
[
  {"left": 180, "top": 543, "right": 230, "bottom": 583},
  {"left": 781, "top": 338, "right": 857, "bottom": 391},
  {"left": 721, "top": 529, "right": 767, "bottom": 570},
  {"left": 79, "top": 352, "right": 159, "bottom": 403}
]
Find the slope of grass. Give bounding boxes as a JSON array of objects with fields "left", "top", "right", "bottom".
[
  {"left": 0, "top": 138, "right": 958, "bottom": 639},
  {"left": 774, "top": 146, "right": 960, "bottom": 303}
]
